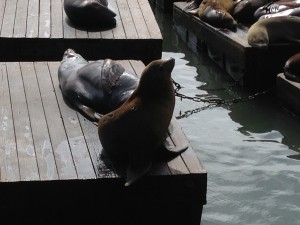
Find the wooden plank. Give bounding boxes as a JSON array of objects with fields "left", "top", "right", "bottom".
[
  {"left": 139, "top": 0, "right": 162, "bottom": 39},
  {"left": 0, "top": 63, "right": 20, "bottom": 182},
  {"left": 76, "top": 29, "right": 89, "bottom": 39},
  {"left": 47, "top": 62, "right": 96, "bottom": 179},
  {"left": 1, "top": 0, "right": 17, "bottom": 37},
  {"left": 62, "top": 2, "right": 76, "bottom": 38},
  {"left": 117, "top": 0, "right": 138, "bottom": 39},
  {"left": 77, "top": 114, "right": 118, "bottom": 178},
  {"left": 129, "top": 60, "right": 145, "bottom": 76},
  {"left": 39, "top": 0, "right": 51, "bottom": 38},
  {"left": 169, "top": 117, "right": 206, "bottom": 173},
  {"left": 110, "top": 0, "right": 126, "bottom": 39},
  {"left": 51, "top": 0, "right": 63, "bottom": 38},
  {"left": 128, "top": 0, "right": 150, "bottom": 39},
  {"left": 20, "top": 62, "right": 59, "bottom": 181},
  {"left": 13, "top": 0, "right": 29, "bottom": 37},
  {"left": 26, "top": 0, "right": 39, "bottom": 38},
  {"left": 6, "top": 62, "right": 40, "bottom": 181},
  {"left": 35, "top": 62, "right": 77, "bottom": 180},
  {"left": 0, "top": 0, "right": 6, "bottom": 33}
]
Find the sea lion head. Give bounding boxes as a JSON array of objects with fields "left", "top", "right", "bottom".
[
  {"left": 59, "top": 49, "right": 88, "bottom": 76},
  {"left": 136, "top": 58, "right": 175, "bottom": 98},
  {"left": 284, "top": 53, "right": 300, "bottom": 82},
  {"left": 247, "top": 23, "right": 269, "bottom": 48}
]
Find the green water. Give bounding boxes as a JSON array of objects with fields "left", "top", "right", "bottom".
[{"left": 151, "top": 4, "right": 300, "bottom": 225}]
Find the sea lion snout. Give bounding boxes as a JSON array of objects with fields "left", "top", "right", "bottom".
[
  {"left": 161, "top": 58, "right": 175, "bottom": 75},
  {"left": 63, "top": 48, "right": 77, "bottom": 59}
]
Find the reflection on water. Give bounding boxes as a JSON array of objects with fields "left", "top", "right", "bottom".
[{"left": 151, "top": 4, "right": 300, "bottom": 225}]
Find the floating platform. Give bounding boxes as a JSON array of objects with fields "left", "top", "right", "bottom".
[
  {"left": 149, "top": 0, "right": 184, "bottom": 13},
  {"left": 0, "top": 59, "right": 207, "bottom": 224},
  {"left": 173, "top": 2, "right": 300, "bottom": 90},
  {"left": 0, "top": 0, "right": 162, "bottom": 64},
  {"left": 277, "top": 73, "right": 300, "bottom": 117}
]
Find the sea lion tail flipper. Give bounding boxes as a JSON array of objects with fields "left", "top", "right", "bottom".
[
  {"left": 183, "top": 0, "right": 201, "bottom": 12},
  {"left": 102, "top": 59, "right": 126, "bottom": 94},
  {"left": 163, "top": 136, "right": 189, "bottom": 154},
  {"left": 125, "top": 160, "right": 152, "bottom": 186},
  {"left": 76, "top": 104, "right": 100, "bottom": 122}
]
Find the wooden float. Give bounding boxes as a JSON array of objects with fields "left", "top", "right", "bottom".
[
  {"left": 0, "top": 59, "right": 207, "bottom": 225},
  {"left": 149, "top": 0, "right": 185, "bottom": 13},
  {"left": 277, "top": 73, "right": 300, "bottom": 117},
  {"left": 0, "top": 0, "right": 162, "bottom": 64},
  {"left": 173, "top": 2, "right": 300, "bottom": 90}
]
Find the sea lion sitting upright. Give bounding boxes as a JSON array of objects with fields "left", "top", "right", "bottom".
[
  {"left": 98, "top": 58, "right": 183, "bottom": 186},
  {"left": 247, "top": 16, "right": 300, "bottom": 48},
  {"left": 58, "top": 49, "right": 139, "bottom": 122},
  {"left": 64, "top": 0, "right": 116, "bottom": 29},
  {"left": 284, "top": 52, "right": 300, "bottom": 82}
]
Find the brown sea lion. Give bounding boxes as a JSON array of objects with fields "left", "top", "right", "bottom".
[
  {"left": 284, "top": 52, "right": 300, "bottom": 82},
  {"left": 247, "top": 16, "right": 300, "bottom": 48},
  {"left": 185, "top": 0, "right": 238, "bottom": 31},
  {"left": 98, "top": 58, "right": 185, "bottom": 186}
]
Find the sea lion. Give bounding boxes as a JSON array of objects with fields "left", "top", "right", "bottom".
[
  {"left": 58, "top": 49, "right": 139, "bottom": 122},
  {"left": 254, "top": 0, "right": 300, "bottom": 21},
  {"left": 64, "top": 0, "right": 116, "bottom": 29},
  {"left": 247, "top": 16, "right": 300, "bottom": 48},
  {"left": 98, "top": 58, "right": 184, "bottom": 186},
  {"left": 284, "top": 52, "right": 300, "bottom": 82},
  {"left": 232, "top": 0, "right": 271, "bottom": 24},
  {"left": 185, "top": 0, "right": 238, "bottom": 31}
]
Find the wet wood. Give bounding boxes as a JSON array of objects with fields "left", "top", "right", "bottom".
[
  {"left": 0, "top": 0, "right": 162, "bottom": 64},
  {"left": 0, "top": 59, "right": 206, "bottom": 225}
]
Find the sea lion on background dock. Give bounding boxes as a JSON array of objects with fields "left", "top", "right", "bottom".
[
  {"left": 284, "top": 52, "right": 300, "bottom": 82},
  {"left": 58, "top": 49, "right": 139, "bottom": 122},
  {"left": 247, "top": 16, "right": 300, "bottom": 48},
  {"left": 64, "top": 0, "right": 116, "bottom": 29},
  {"left": 98, "top": 58, "right": 186, "bottom": 186},
  {"left": 232, "top": 0, "right": 271, "bottom": 24},
  {"left": 185, "top": 0, "right": 238, "bottom": 31}
]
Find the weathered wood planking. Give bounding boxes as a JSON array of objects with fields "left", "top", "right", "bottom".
[
  {"left": 0, "top": 60, "right": 206, "bottom": 181},
  {"left": 0, "top": 60, "right": 207, "bottom": 225},
  {"left": 173, "top": 2, "right": 300, "bottom": 90},
  {"left": 0, "top": 0, "right": 162, "bottom": 64}
]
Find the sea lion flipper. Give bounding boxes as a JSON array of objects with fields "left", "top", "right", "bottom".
[
  {"left": 163, "top": 137, "right": 189, "bottom": 154},
  {"left": 184, "top": 0, "right": 201, "bottom": 12},
  {"left": 102, "top": 59, "right": 126, "bottom": 94},
  {"left": 76, "top": 104, "right": 99, "bottom": 122},
  {"left": 125, "top": 160, "right": 152, "bottom": 186}
]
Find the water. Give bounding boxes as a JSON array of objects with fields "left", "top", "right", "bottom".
[{"left": 151, "top": 5, "right": 300, "bottom": 225}]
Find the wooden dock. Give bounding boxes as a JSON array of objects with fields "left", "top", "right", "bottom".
[
  {"left": 277, "top": 73, "right": 300, "bottom": 117},
  {"left": 149, "top": 0, "right": 184, "bottom": 13},
  {"left": 173, "top": 2, "right": 300, "bottom": 90},
  {"left": 0, "top": 0, "right": 162, "bottom": 64},
  {"left": 0, "top": 59, "right": 207, "bottom": 224}
]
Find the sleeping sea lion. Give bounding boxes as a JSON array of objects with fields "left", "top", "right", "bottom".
[
  {"left": 98, "top": 58, "right": 186, "bottom": 186},
  {"left": 232, "top": 0, "right": 271, "bottom": 24},
  {"left": 247, "top": 16, "right": 300, "bottom": 48},
  {"left": 58, "top": 49, "right": 139, "bottom": 122},
  {"left": 185, "top": 0, "right": 238, "bottom": 31},
  {"left": 284, "top": 52, "right": 300, "bottom": 82},
  {"left": 64, "top": 0, "right": 116, "bottom": 29}
]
